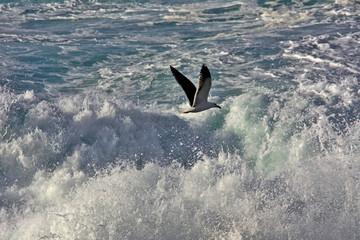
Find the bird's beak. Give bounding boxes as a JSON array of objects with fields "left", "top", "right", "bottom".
[{"left": 217, "top": 105, "right": 221, "bottom": 109}]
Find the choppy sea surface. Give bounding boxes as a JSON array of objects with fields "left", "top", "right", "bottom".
[{"left": 1, "top": 0, "right": 360, "bottom": 239}]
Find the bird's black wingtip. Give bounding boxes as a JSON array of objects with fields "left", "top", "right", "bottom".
[
  {"left": 170, "top": 65, "right": 181, "bottom": 78},
  {"left": 200, "top": 64, "right": 211, "bottom": 78}
]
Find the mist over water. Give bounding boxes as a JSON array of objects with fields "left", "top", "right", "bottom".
[{"left": 1, "top": 0, "right": 360, "bottom": 239}]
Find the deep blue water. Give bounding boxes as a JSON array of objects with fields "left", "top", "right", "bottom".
[{"left": 1, "top": 0, "right": 360, "bottom": 239}]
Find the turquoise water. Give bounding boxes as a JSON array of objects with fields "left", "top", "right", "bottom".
[{"left": 1, "top": 0, "right": 360, "bottom": 239}]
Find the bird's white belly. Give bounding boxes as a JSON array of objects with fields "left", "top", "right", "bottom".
[{"left": 180, "top": 102, "right": 214, "bottom": 113}]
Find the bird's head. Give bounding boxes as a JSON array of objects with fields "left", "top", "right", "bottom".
[{"left": 211, "top": 103, "right": 221, "bottom": 109}]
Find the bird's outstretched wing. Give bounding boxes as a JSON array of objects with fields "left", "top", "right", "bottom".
[
  {"left": 170, "top": 66, "right": 196, "bottom": 106},
  {"left": 193, "top": 64, "right": 212, "bottom": 107}
]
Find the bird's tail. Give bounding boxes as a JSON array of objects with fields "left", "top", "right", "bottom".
[{"left": 178, "top": 107, "right": 194, "bottom": 113}]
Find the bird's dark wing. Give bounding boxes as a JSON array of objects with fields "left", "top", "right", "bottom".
[{"left": 170, "top": 65, "right": 196, "bottom": 106}]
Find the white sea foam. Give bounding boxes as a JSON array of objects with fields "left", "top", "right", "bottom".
[{"left": 1, "top": 81, "right": 359, "bottom": 239}]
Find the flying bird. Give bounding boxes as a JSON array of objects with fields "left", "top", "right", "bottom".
[{"left": 170, "top": 64, "right": 221, "bottom": 113}]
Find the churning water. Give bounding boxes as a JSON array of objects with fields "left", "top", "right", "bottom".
[{"left": 1, "top": 0, "right": 360, "bottom": 239}]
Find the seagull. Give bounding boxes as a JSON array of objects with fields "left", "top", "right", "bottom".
[{"left": 170, "top": 64, "right": 221, "bottom": 113}]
